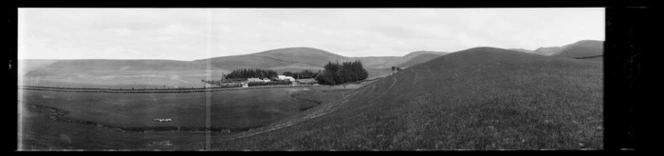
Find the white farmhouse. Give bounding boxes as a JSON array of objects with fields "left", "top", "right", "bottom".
[
  {"left": 277, "top": 75, "right": 295, "bottom": 81},
  {"left": 153, "top": 118, "right": 172, "bottom": 122}
]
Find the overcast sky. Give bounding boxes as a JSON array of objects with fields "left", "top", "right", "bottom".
[{"left": 18, "top": 8, "right": 604, "bottom": 60}]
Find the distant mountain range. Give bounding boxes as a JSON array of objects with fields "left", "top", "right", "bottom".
[
  {"left": 19, "top": 39, "right": 602, "bottom": 88},
  {"left": 397, "top": 51, "right": 449, "bottom": 68},
  {"left": 507, "top": 48, "right": 533, "bottom": 53},
  {"left": 20, "top": 47, "right": 447, "bottom": 88},
  {"left": 514, "top": 40, "right": 604, "bottom": 58},
  {"left": 190, "top": 47, "right": 448, "bottom": 72},
  {"left": 551, "top": 40, "right": 603, "bottom": 59}
]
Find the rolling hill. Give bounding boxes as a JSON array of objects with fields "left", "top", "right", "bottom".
[
  {"left": 18, "top": 59, "right": 59, "bottom": 77},
  {"left": 354, "top": 51, "right": 449, "bottom": 69},
  {"left": 353, "top": 56, "right": 402, "bottom": 69},
  {"left": 532, "top": 47, "right": 563, "bottom": 56},
  {"left": 530, "top": 40, "right": 603, "bottom": 59},
  {"left": 212, "top": 47, "right": 603, "bottom": 150},
  {"left": 401, "top": 51, "right": 448, "bottom": 62},
  {"left": 253, "top": 47, "right": 348, "bottom": 66},
  {"left": 551, "top": 40, "right": 603, "bottom": 59},
  {"left": 20, "top": 48, "right": 451, "bottom": 88},
  {"left": 195, "top": 47, "right": 347, "bottom": 73},
  {"left": 22, "top": 59, "right": 228, "bottom": 88},
  {"left": 20, "top": 47, "right": 351, "bottom": 88},
  {"left": 397, "top": 53, "right": 442, "bottom": 68},
  {"left": 397, "top": 51, "right": 449, "bottom": 68}
]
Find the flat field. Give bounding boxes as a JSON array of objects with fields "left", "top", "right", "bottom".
[
  {"left": 22, "top": 87, "right": 321, "bottom": 129},
  {"left": 19, "top": 86, "right": 351, "bottom": 150}
]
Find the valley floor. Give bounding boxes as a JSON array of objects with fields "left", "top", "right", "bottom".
[{"left": 18, "top": 81, "right": 370, "bottom": 150}]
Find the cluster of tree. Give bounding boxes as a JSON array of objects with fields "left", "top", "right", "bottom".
[
  {"left": 315, "top": 61, "right": 368, "bottom": 85},
  {"left": 224, "top": 68, "right": 278, "bottom": 79},
  {"left": 391, "top": 66, "right": 401, "bottom": 72},
  {"left": 282, "top": 70, "right": 319, "bottom": 79}
]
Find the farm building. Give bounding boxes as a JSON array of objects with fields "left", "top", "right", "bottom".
[
  {"left": 277, "top": 75, "right": 295, "bottom": 81},
  {"left": 153, "top": 118, "right": 172, "bottom": 122}
]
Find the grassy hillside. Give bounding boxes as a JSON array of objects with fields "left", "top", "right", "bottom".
[
  {"left": 532, "top": 47, "right": 563, "bottom": 56},
  {"left": 254, "top": 47, "right": 348, "bottom": 66},
  {"left": 353, "top": 57, "right": 402, "bottom": 69},
  {"left": 396, "top": 51, "right": 448, "bottom": 68},
  {"left": 213, "top": 47, "right": 603, "bottom": 150},
  {"left": 401, "top": 51, "right": 447, "bottom": 61},
  {"left": 530, "top": 40, "right": 603, "bottom": 58},
  {"left": 552, "top": 40, "right": 603, "bottom": 59},
  {"left": 18, "top": 59, "right": 59, "bottom": 75},
  {"left": 199, "top": 47, "right": 348, "bottom": 70},
  {"left": 354, "top": 51, "right": 448, "bottom": 69},
  {"left": 21, "top": 48, "right": 446, "bottom": 88},
  {"left": 268, "top": 63, "right": 324, "bottom": 73},
  {"left": 198, "top": 55, "right": 297, "bottom": 71},
  {"left": 21, "top": 59, "right": 228, "bottom": 88},
  {"left": 398, "top": 53, "right": 444, "bottom": 68}
]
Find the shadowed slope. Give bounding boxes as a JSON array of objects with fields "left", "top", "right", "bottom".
[{"left": 214, "top": 47, "right": 603, "bottom": 150}]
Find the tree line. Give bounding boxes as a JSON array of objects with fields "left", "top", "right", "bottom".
[
  {"left": 283, "top": 70, "right": 319, "bottom": 79},
  {"left": 221, "top": 61, "right": 368, "bottom": 86},
  {"left": 315, "top": 61, "right": 368, "bottom": 85},
  {"left": 224, "top": 68, "right": 278, "bottom": 79}
]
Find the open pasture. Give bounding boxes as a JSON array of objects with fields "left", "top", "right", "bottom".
[{"left": 21, "top": 87, "right": 320, "bottom": 130}]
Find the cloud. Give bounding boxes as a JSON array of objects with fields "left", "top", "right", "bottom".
[
  {"left": 18, "top": 8, "right": 605, "bottom": 60},
  {"left": 371, "top": 25, "right": 442, "bottom": 40}
]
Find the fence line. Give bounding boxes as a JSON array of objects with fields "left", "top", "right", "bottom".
[{"left": 18, "top": 84, "right": 321, "bottom": 94}]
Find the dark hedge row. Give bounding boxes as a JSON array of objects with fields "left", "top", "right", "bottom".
[
  {"left": 247, "top": 80, "right": 292, "bottom": 87},
  {"left": 224, "top": 68, "right": 278, "bottom": 79},
  {"left": 283, "top": 70, "right": 319, "bottom": 79}
]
